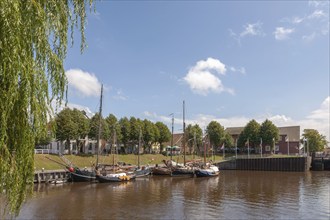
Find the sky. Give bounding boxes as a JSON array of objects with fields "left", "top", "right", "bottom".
[{"left": 61, "top": 0, "right": 329, "bottom": 142}]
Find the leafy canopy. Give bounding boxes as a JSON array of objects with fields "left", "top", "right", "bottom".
[{"left": 0, "top": 0, "right": 93, "bottom": 215}]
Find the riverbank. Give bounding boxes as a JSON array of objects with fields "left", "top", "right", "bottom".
[{"left": 34, "top": 154, "right": 223, "bottom": 171}]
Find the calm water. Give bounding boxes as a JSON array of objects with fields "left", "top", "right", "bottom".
[{"left": 17, "top": 171, "right": 329, "bottom": 219}]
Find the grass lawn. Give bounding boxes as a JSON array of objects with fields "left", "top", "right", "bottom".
[{"left": 34, "top": 153, "right": 223, "bottom": 171}]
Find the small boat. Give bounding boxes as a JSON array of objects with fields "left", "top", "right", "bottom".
[
  {"left": 195, "top": 165, "right": 220, "bottom": 177},
  {"left": 134, "top": 166, "right": 152, "bottom": 177},
  {"left": 171, "top": 166, "right": 194, "bottom": 177},
  {"left": 152, "top": 165, "right": 172, "bottom": 176},
  {"left": 96, "top": 172, "right": 136, "bottom": 183},
  {"left": 69, "top": 167, "right": 97, "bottom": 182}
]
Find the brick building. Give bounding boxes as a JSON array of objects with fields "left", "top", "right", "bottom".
[{"left": 225, "top": 126, "right": 301, "bottom": 155}]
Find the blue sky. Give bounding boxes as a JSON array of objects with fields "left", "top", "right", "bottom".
[{"left": 61, "top": 1, "right": 329, "bottom": 141}]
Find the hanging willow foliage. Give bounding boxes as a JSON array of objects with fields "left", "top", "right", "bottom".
[{"left": 0, "top": 0, "right": 93, "bottom": 216}]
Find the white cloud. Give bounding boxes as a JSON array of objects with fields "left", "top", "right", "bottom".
[
  {"left": 309, "top": 1, "right": 329, "bottom": 8},
  {"left": 274, "top": 27, "right": 295, "bottom": 40},
  {"left": 65, "top": 69, "right": 101, "bottom": 97},
  {"left": 308, "top": 10, "right": 326, "bottom": 19},
  {"left": 113, "top": 89, "right": 128, "bottom": 101},
  {"left": 240, "top": 22, "right": 265, "bottom": 37},
  {"left": 183, "top": 58, "right": 234, "bottom": 96},
  {"left": 229, "top": 22, "right": 265, "bottom": 45},
  {"left": 229, "top": 66, "right": 246, "bottom": 75},
  {"left": 50, "top": 100, "right": 95, "bottom": 119},
  {"left": 302, "top": 32, "right": 317, "bottom": 42}
]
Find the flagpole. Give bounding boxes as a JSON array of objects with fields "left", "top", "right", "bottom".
[
  {"left": 235, "top": 138, "right": 238, "bottom": 159},
  {"left": 260, "top": 138, "right": 262, "bottom": 158},
  {"left": 287, "top": 135, "right": 289, "bottom": 156},
  {"left": 247, "top": 138, "right": 250, "bottom": 159}
]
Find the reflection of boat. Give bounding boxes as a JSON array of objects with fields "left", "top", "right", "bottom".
[{"left": 195, "top": 165, "right": 220, "bottom": 177}]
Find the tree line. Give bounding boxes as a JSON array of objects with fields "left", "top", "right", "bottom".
[{"left": 40, "top": 108, "right": 327, "bottom": 154}]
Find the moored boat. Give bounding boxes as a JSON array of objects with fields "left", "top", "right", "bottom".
[
  {"left": 195, "top": 165, "right": 220, "bottom": 177},
  {"left": 152, "top": 165, "right": 172, "bottom": 176},
  {"left": 134, "top": 166, "right": 152, "bottom": 177},
  {"left": 96, "top": 172, "right": 136, "bottom": 183}
]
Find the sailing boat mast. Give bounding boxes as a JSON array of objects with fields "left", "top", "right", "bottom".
[
  {"left": 183, "top": 100, "right": 186, "bottom": 166},
  {"left": 170, "top": 113, "right": 174, "bottom": 161},
  {"left": 112, "top": 128, "right": 116, "bottom": 169},
  {"left": 96, "top": 84, "right": 103, "bottom": 166},
  {"left": 138, "top": 128, "right": 142, "bottom": 169}
]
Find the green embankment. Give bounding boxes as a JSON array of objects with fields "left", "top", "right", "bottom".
[{"left": 34, "top": 154, "right": 223, "bottom": 171}]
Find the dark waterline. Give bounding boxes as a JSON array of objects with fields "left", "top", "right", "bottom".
[{"left": 17, "top": 171, "right": 329, "bottom": 219}]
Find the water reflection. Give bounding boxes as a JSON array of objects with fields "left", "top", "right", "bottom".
[{"left": 17, "top": 171, "right": 330, "bottom": 219}]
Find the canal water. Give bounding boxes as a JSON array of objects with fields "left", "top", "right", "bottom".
[{"left": 17, "top": 171, "right": 329, "bottom": 219}]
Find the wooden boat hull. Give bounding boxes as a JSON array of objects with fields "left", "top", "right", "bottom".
[
  {"left": 152, "top": 167, "right": 171, "bottom": 176},
  {"left": 69, "top": 169, "right": 96, "bottom": 182},
  {"left": 171, "top": 168, "right": 194, "bottom": 177},
  {"left": 134, "top": 167, "right": 152, "bottom": 177},
  {"left": 96, "top": 173, "right": 136, "bottom": 183},
  {"left": 195, "top": 165, "right": 220, "bottom": 177}
]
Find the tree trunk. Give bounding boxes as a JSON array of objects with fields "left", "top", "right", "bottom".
[{"left": 66, "top": 138, "right": 71, "bottom": 154}]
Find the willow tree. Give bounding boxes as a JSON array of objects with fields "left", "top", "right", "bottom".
[{"left": 0, "top": 0, "right": 93, "bottom": 215}]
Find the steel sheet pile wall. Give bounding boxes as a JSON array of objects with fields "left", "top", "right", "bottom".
[{"left": 235, "top": 157, "right": 308, "bottom": 172}]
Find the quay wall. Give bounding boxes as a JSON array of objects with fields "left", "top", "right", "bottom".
[
  {"left": 217, "top": 156, "right": 311, "bottom": 172},
  {"left": 34, "top": 170, "right": 69, "bottom": 183}
]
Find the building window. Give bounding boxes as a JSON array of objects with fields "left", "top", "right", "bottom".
[
  {"left": 275, "top": 145, "right": 279, "bottom": 151},
  {"left": 266, "top": 145, "right": 270, "bottom": 151}
]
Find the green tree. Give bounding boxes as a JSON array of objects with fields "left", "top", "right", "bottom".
[
  {"left": 129, "top": 117, "right": 143, "bottom": 148},
  {"left": 0, "top": 0, "right": 93, "bottom": 215},
  {"left": 55, "top": 108, "right": 79, "bottom": 154},
  {"left": 206, "top": 121, "right": 225, "bottom": 149},
  {"left": 259, "top": 119, "right": 279, "bottom": 152},
  {"left": 72, "top": 109, "right": 89, "bottom": 153},
  {"left": 222, "top": 132, "right": 234, "bottom": 150},
  {"left": 89, "top": 113, "right": 110, "bottom": 142},
  {"left": 302, "top": 129, "right": 327, "bottom": 153},
  {"left": 238, "top": 119, "right": 261, "bottom": 152},
  {"left": 119, "top": 117, "right": 131, "bottom": 150},
  {"left": 155, "top": 121, "right": 171, "bottom": 152},
  {"left": 185, "top": 124, "right": 203, "bottom": 154},
  {"left": 142, "top": 119, "right": 159, "bottom": 153},
  {"left": 105, "top": 114, "right": 122, "bottom": 147}
]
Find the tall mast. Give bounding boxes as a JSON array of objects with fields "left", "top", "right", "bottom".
[
  {"left": 193, "top": 131, "right": 196, "bottom": 160},
  {"left": 203, "top": 132, "right": 207, "bottom": 164},
  {"left": 170, "top": 114, "right": 174, "bottom": 161},
  {"left": 112, "top": 128, "right": 116, "bottom": 169},
  {"left": 138, "top": 128, "right": 142, "bottom": 168},
  {"left": 183, "top": 100, "right": 186, "bottom": 166},
  {"left": 96, "top": 84, "right": 103, "bottom": 166}
]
